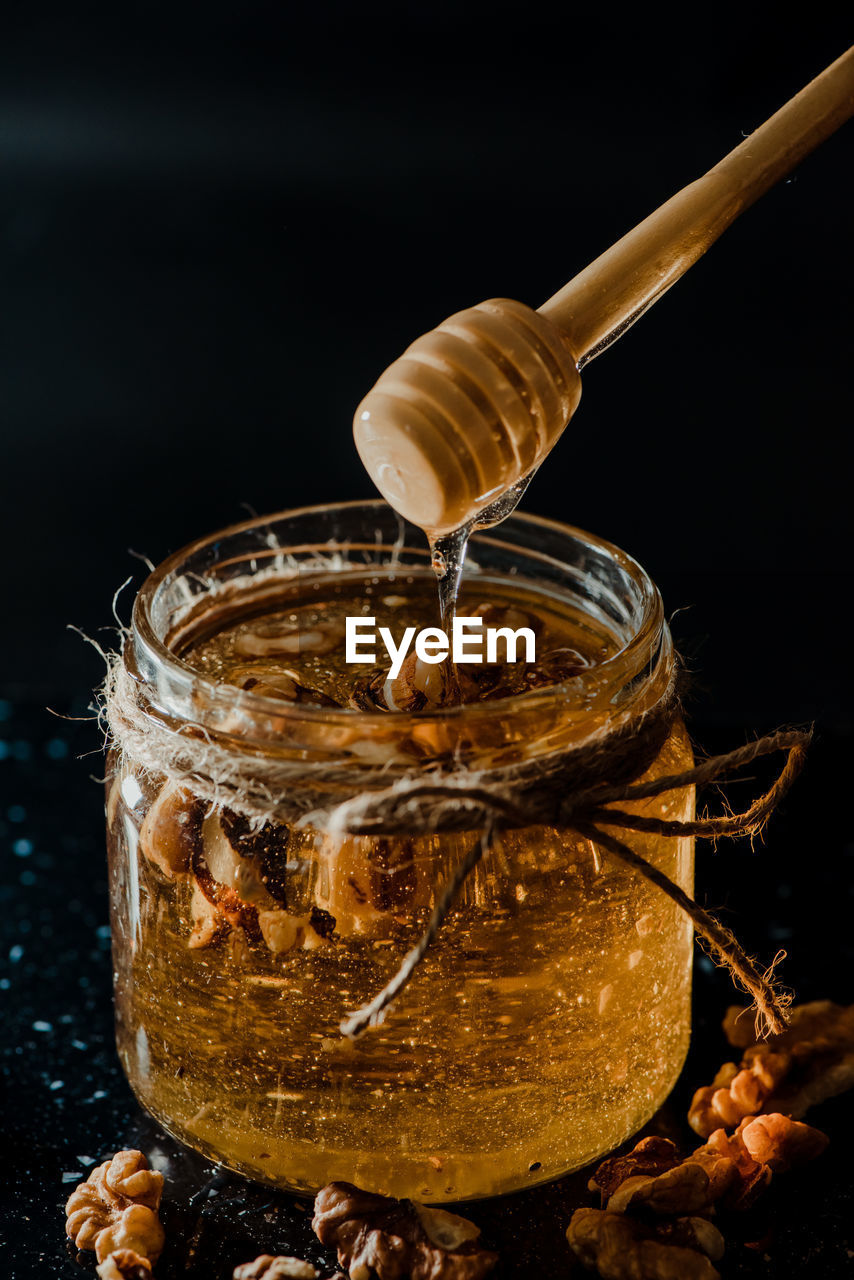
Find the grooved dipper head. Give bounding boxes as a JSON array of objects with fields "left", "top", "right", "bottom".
[{"left": 353, "top": 298, "right": 582, "bottom": 533}]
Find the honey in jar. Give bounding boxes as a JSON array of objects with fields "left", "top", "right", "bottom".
[{"left": 106, "top": 501, "right": 694, "bottom": 1201}]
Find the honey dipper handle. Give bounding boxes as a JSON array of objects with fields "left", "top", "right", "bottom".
[{"left": 540, "top": 45, "right": 854, "bottom": 366}]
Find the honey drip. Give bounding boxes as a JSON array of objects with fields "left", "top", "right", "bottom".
[{"left": 429, "top": 472, "right": 535, "bottom": 629}]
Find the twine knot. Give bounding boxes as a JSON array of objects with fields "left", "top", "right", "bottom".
[{"left": 337, "top": 724, "right": 810, "bottom": 1041}]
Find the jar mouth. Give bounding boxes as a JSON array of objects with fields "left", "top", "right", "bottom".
[{"left": 130, "top": 499, "right": 665, "bottom": 735}]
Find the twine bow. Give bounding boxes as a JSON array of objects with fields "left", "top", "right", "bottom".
[{"left": 339, "top": 729, "right": 810, "bottom": 1040}]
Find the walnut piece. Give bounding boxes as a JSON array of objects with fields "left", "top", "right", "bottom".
[
  {"left": 350, "top": 653, "right": 452, "bottom": 713},
  {"left": 188, "top": 879, "right": 228, "bottom": 949},
  {"left": 96, "top": 1249, "right": 153, "bottom": 1279},
  {"left": 606, "top": 1157, "right": 728, "bottom": 1217},
  {"left": 218, "top": 808, "right": 291, "bottom": 903},
  {"left": 593, "top": 1110, "right": 826, "bottom": 1226},
  {"left": 688, "top": 1052, "right": 789, "bottom": 1137},
  {"left": 66, "top": 1151, "right": 165, "bottom": 1265},
  {"left": 200, "top": 813, "right": 281, "bottom": 913},
  {"left": 139, "top": 783, "right": 203, "bottom": 877},
  {"left": 411, "top": 1203, "right": 482, "bottom": 1251},
  {"left": 234, "top": 625, "right": 338, "bottom": 658},
  {"left": 694, "top": 1127, "right": 771, "bottom": 1212},
  {"left": 723, "top": 999, "right": 854, "bottom": 1050},
  {"left": 469, "top": 601, "right": 542, "bottom": 638},
  {"left": 384, "top": 651, "right": 449, "bottom": 712},
  {"left": 598, "top": 1134, "right": 743, "bottom": 1217},
  {"left": 589, "top": 1137, "right": 682, "bottom": 1204},
  {"left": 188, "top": 815, "right": 270, "bottom": 947},
  {"left": 689, "top": 1000, "right": 854, "bottom": 1137},
  {"left": 258, "top": 909, "right": 330, "bottom": 955},
  {"left": 233, "top": 1257, "right": 320, "bottom": 1280},
  {"left": 228, "top": 662, "right": 341, "bottom": 707},
  {"left": 312, "top": 1181, "right": 497, "bottom": 1280},
  {"left": 567, "top": 1208, "right": 724, "bottom": 1280},
  {"left": 737, "top": 1113, "right": 829, "bottom": 1172},
  {"left": 577, "top": 1044, "right": 832, "bottom": 1280}
]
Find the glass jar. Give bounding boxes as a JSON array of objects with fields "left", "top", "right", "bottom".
[{"left": 105, "top": 500, "right": 694, "bottom": 1202}]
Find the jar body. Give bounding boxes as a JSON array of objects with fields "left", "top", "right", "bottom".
[
  {"left": 105, "top": 503, "right": 695, "bottom": 1201},
  {"left": 107, "top": 736, "right": 692, "bottom": 1201}
]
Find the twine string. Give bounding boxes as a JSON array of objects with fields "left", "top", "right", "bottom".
[
  {"left": 573, "top": 823, "right": 789, "bottom": 1038},
  {"left": 339, "top": 729, "right": 809, "bottom": 1040},
  {"left": 339, "top": 829, "right": 490, "bottom": 1038}
]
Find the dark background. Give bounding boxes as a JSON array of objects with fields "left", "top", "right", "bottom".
[
  {"left": 0, "top": 3, "right": 852, "bottom": 724},
  {"left": 2, "top": 5, "right": 854, "bottom": 1278}
]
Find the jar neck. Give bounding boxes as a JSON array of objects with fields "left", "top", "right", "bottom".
[{"left": 127, "top": 502, "right": 671, "bottom": 772}]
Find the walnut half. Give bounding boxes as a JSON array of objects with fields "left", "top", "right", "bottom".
[
  {"left": 65, "top": 1151, "right": 165, "bottom": 1266},
  {"left": 689, "top": 1000, "right": 854, "bottom": 1138},
  {"left": 312, "top": 1182, "right": 497, "bottom": 1280},
  {"left": 568, "top": 1208, "right": 724, "bottom": 1280},
  {"left": 96, "top": 1250, "right": 153, "bottom": 1279},
  {"left": 233, "top": 1258, "right": 330, "bottom": 1280}
]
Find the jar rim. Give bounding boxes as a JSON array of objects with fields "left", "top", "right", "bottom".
[{"left": 130, "top": 499, "right": 666, "bottom": 735}]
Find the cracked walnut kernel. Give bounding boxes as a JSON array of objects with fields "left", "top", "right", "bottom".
[
  {"left": 737, "top": 1112, "right": 829, "bottom": 1172},
  {"left": 567, "top": 1208, "right": 724, "bottom": 1280},
  {"left": 689, "top": 1000, "right": 854, "bottom": 1138},
  {"left": 96, "top": 1249, "right": 153, "bottom": 1279},
  {"left": 233, "top": 1257, "right": 340, "bottom": 1280},
  {"left": 65, "top": 1151, "right": 165, "bottom": 1266},
  {"left": 312, "top": 1181, "right": 497, "bottom": 1280},
  {"left": 138, "top": 783, "right": 203, "bottom": 878}
]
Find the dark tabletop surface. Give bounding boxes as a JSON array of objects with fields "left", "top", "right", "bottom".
[{"left": 2, "top": 695, "right": 853, "bottom": 1279}]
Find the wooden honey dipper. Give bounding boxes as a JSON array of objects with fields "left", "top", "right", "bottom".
[{"left": 354, "top": 46, "right": 854, "bottom": 536}]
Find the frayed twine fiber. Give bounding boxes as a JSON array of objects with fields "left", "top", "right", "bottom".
[{"left": 104, "top": 651, "right": 810, "bottom": 1042}]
